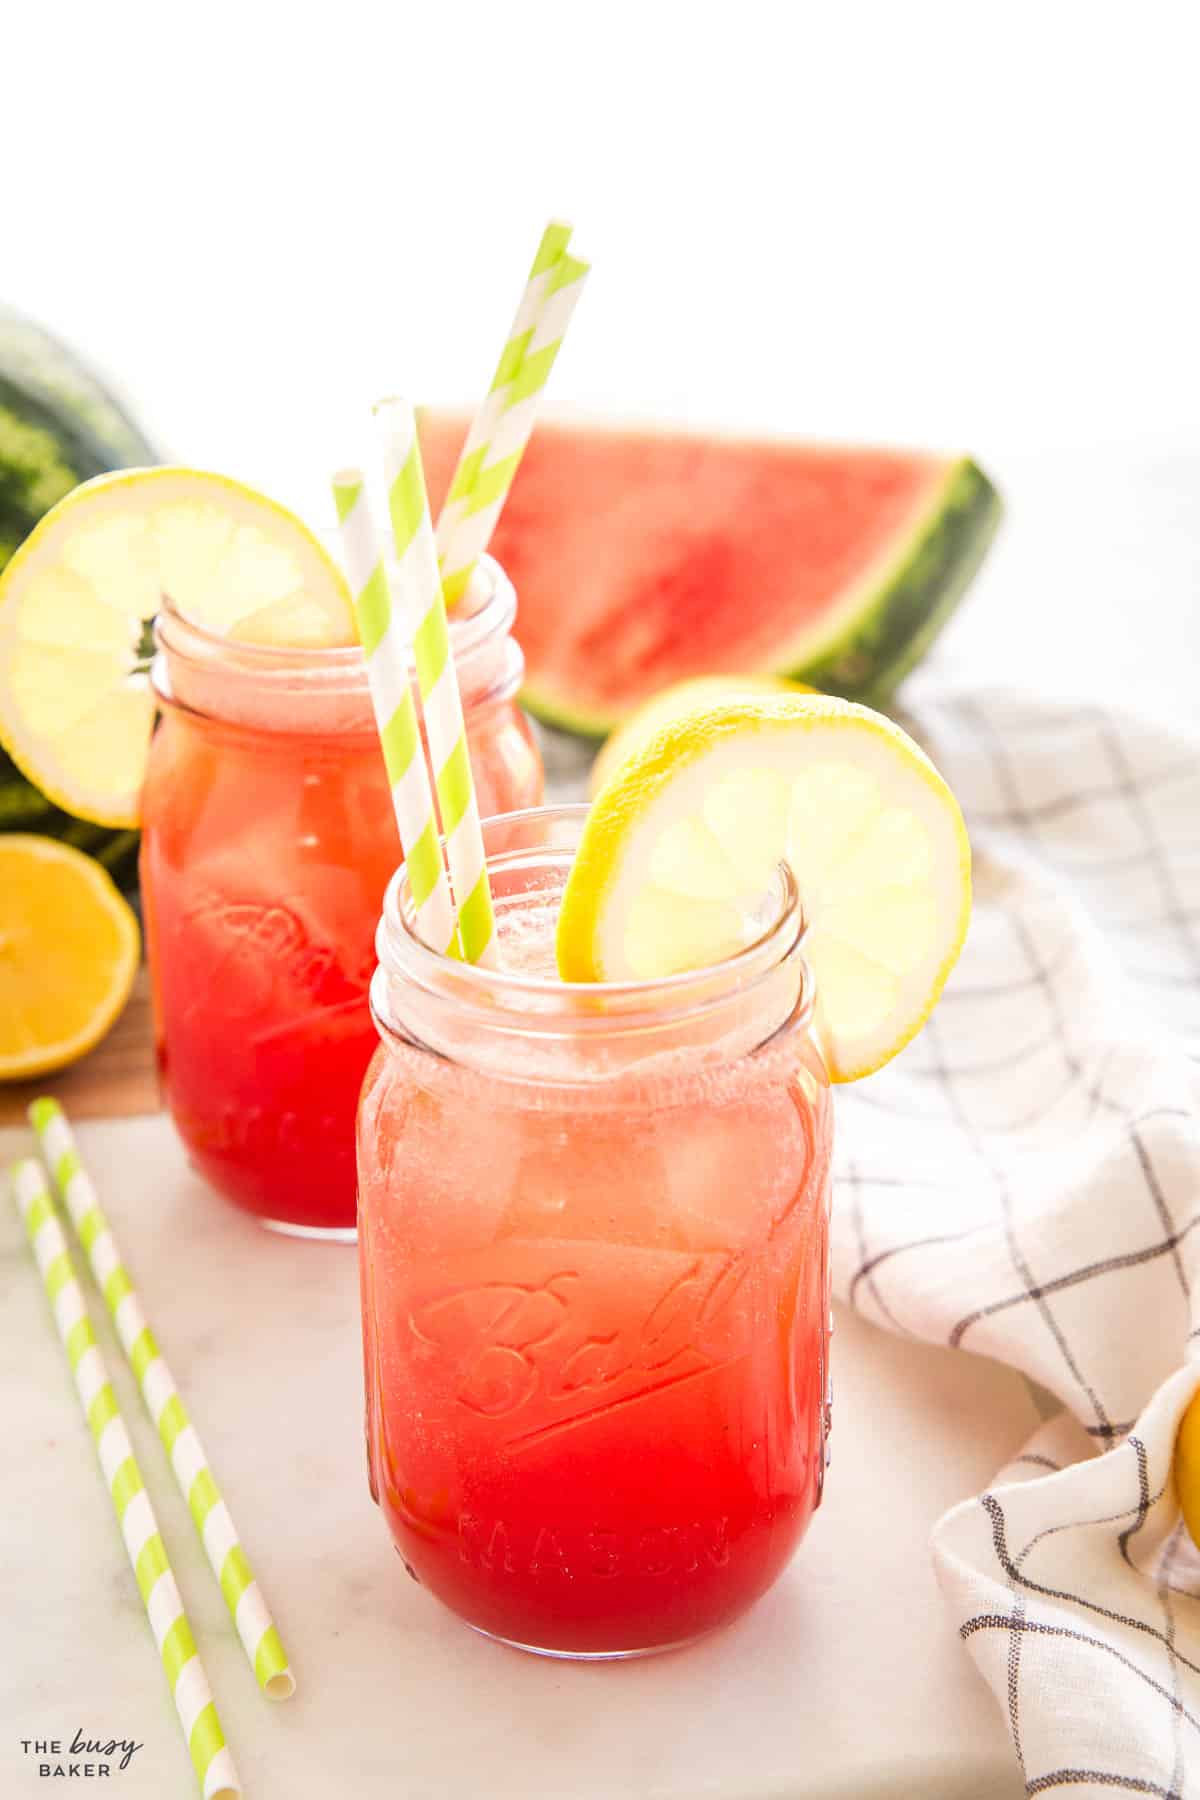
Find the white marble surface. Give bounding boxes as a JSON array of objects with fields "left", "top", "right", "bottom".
[{"left": 1, "top": 1111, "right": 1038, "bottom": 1799}]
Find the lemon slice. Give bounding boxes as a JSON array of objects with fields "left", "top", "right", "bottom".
[
  {"left": 0, "top": 467, "right": 356, "bottom": 826},
  {"left": 557, "top": 693, "right": 971, "bottom": 1081},
  {"left": 0, "top": 834, "right": 140, "bottom": 1079},
  {"left": 590, "top": 674, "right": 811, "bottom": 796}
]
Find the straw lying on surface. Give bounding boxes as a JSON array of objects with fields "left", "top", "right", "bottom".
[
  {"left": 433, "top": 218, "right": 573, "bottom": 558},
  {"left": 436, "top": 235, "right": 590, "bottom": 610},
  {"left": 29, "top": 1098, "right": 294, "bottom": 1702},
  {"left": 10, "top": 1158, "right": 240, "bottom": 1800},
  {"left": 374, "top": 396, "right": 497, "bottom": 968},
  {"left": 333, "top": 469, "right": 459, "bottom": 956}
]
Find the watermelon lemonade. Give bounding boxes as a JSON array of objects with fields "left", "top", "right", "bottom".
[
  {"left": 358, "top": 807, "right": 833, "bottom": 1656},
  {"left": 141, "top": 559, "right": 541, "bottom": 1237}
]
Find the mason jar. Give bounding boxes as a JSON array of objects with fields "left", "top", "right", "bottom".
[
  {"left": 358, "top": 804, "right": 833, "bottom": 1658},
  {"left": 140, "top": 557, "right": 541, "bottom": 1238}
]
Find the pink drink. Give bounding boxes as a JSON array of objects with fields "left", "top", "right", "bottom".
[
  {"left": 140, "top": 560, "right": 542, "bottom": 1237},
  {"left": 358, "top": 807, "right": 833, "bottom": 1657}
]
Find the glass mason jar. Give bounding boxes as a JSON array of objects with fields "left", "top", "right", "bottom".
[
  {"left": 358, "top": 805, "right": 833, "bottom": 1659},
  {"left": 140, "top": 557, "right": 542, "bottom": 1239}
]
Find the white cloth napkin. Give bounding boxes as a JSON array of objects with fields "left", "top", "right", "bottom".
[{"left": 832, "top": 684, "right": 1200, "bottom": 1796}]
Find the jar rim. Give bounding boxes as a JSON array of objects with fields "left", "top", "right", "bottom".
[
  {"left": 151, "top": 551, "right": 515, "bottom": 700},
  {"left": 372, "top": 803, "right": 811, "bottom": 1054}
]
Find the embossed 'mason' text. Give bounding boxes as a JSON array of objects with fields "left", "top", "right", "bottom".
[{"left": 458, "top": 1515, "right": 731, "bottom": 1578}]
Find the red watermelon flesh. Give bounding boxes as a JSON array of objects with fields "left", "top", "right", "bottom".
[{"left": 417, "top": 412, "right": 1001, "bottom": 736}]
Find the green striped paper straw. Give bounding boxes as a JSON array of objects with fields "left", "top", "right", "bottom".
[
  {"left": 333, "top": 468, "right": 458, "bottom": 955},
  {"left": 433, "top": 219, "right": 573, "bottom": 564},
  {"left": 29, "top": 1098, "right": 294, "bottom": 1702},
  {"left": 375, "top": 396, "right": 496, "bottom": 966},
  {"left": 10, "top": 1158, "right": 240, "bottom": 1800},
  {"left": 436, "top": 246, "right": 590, "bottom": 610}
]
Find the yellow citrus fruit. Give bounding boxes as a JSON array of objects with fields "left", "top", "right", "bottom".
[
  {"left": 1175, "top": 1391, "right": 1200, "bottom": 1550},
  {"left": 0, "top": 834, "right": 140, "bottom": 1079},
  {"left": 590, "top": 674, "right": 811, "bottom": 796},
  {"left": 557, "top": 692, "right": 971, "bottom": 1082},
  {"left": 0, "top": 467, "right": 355, "bottom": 826}
]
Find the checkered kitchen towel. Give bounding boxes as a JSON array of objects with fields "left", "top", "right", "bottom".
[{"left": 834, "top": 684, "right": 1200, "bottom": 1796}]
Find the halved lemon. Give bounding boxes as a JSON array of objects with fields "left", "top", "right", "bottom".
[
  {"left": 0, "top": 834, "right": 140, "bottom": 1079},
  {"left": 0, "top": 467, "right": 356, "bottom": 826},
  {"left": 557, "top": 693, "right": 971, "bottom": 1082},
  {"left": 589, "top": 674, "right": 811, "bottom": 796}
]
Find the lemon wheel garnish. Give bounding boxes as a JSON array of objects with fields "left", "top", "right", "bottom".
[
  {"left": 557, "top": 693, "right": 971, "bottom": 1082},
  {"left": 589, "top": 673, "right": 811, "bottom": 796},
  {"left": 0, "top": 834, "right": 140, "bottom": 1080},
  {"left": 0, "top": 467, "right": 356, "bottom": 826}
]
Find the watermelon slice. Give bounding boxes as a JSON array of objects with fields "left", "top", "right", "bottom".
[{"left": 418, "top": 413, "right": 1001, "bottom": 737}]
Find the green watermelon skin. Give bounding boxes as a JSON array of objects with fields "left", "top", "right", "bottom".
[
  {"left": 0, "top": 310, "right": 159, "bottom": 888},
  {"left": 0, "top": 307, "right": 160, "bottom": 571},
  {"left": 794, "top": 457, "right": 1002, "bottom": 705}
]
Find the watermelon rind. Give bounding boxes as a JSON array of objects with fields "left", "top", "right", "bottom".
[
  {"left": 792, "top": 456, "right": 1002, "bottom": 706},
  {"left": 521, "top": 454, "right": 1002, "bottom": 738},
  {"left": 0, "top": 306, "right": 161, "bottom": 573}
]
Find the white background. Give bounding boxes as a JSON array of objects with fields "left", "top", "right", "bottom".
[
  {"left": 6, "top": 1, "right": 1200, "bottom": 498},
  {"left": 8, "top": 1, "right": 1200, "bottom": 717}
]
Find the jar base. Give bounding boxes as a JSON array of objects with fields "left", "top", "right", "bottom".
[
  {"left": 259, "top": 1217, "right": 357, "bottom": 1245},
  {"left": 467, "top": 1623, "right": 709, "bottom": 1662}
]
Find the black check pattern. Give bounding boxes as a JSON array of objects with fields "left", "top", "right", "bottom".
[{"left": 834, "top": 687, "right": 1200, "bottom": 1796}]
